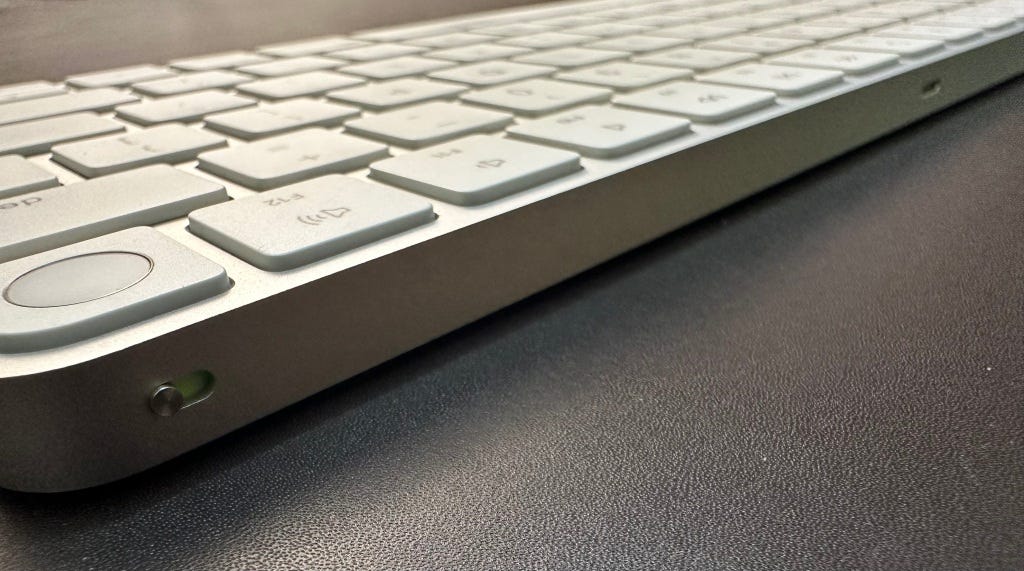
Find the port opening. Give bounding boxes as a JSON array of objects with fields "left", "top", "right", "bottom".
[{"left": 921, "top": 78, "right": 942, "bottom": 99}]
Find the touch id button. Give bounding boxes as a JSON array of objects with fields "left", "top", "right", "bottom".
[
  {"left": 4, "top": 252, "right": 153, "bottom": 308},
  {"left": 0, "top": 227, "right": 230, "bottom": 353}
]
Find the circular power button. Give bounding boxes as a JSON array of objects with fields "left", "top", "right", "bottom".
[{"left": 3, "top": 251, "right": 153, "bottom": 308}]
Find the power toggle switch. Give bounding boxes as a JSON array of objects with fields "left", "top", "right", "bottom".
[
  {"left": 150, "top": 385, "right": 185, "bottom": 417},
  {"left": 149, "top": 370, "right": 215, "bottom": 417}
]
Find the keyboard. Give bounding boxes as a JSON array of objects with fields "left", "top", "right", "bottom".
[{"left": 1, "top": 0, "right": 1021, "bottom": 492}]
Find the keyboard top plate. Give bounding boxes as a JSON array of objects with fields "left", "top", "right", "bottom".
[{"left": 2, "top": 0, "right": 1022, "bottom": 372}]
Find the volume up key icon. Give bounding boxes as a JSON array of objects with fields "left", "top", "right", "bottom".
[{"left": 297, "top": 207, "right": 350, "bottom": 226}]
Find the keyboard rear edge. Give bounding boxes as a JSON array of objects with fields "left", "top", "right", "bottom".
[{"left": 0, "top": 32, "right": 1020, "bottom": 493}]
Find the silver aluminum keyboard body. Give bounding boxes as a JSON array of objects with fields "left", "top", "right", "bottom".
[{"left": 0, "top": 0, "right": 1022, "bottom": 492}]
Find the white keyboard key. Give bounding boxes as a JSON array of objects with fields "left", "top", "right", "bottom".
[
  {"left": 197, "top": 128, "right": 388, "bottom": 190},
  {"left": 701, "top": 35, "right": 815, "bottom": 55},
  {"left": 592, "top": 7, "right": 667, "bottom": 19},
  {"left": 710, "top": 15, "right": 795, "bottom": 30},
  {"left": 514, "top": 47, "right": 629, "bottom": 68},
  {"left": 428, "top": 44, "right": 533, "bottom": 63},
  {"left": 0, "top": 81, "right": 66, "bottom": 104},
  {"left": 351, "top": 22, "right": 464, "bottom": 43},
  {"left": 500, "top": 32, "right": 594, "bottom": 49},
  {"left": 472, "top": 23, "right": 556, "bottom": 36},
  {"left": 51, "top": 124, "right": 227, "bottom": 177},
  {"left": 853, "top": 3, "right": 938, "bottom": 20},
  {"left": 461, "top": 79, "right": 611, "bottom": 116},
  {"left": 621, "top": 14, "right": 708, "bottom": 28},
  {"left": 115, "top": 90, "right": 256, "bottom": 125},
  {"left": 768, "top": 49, "right": 899, "bottom": 75},
  {"left": 633, "top": 48, "right": 757, "bottom": 70},
  {"left": 826, "top": 35, "right": 944, "bottom": 57},
  {"left": 507, "top": 105, "right": 690, "bottom": 158},
  {"left": 344, "top": 101, "right": 512, "bottom": 147},
  {"left": 757, "top": 24, "right": 860, "bottom": 41},
  {"left": 189, "top": 175, "right": 435, "bottom": 271},
  {"left": 601, "top": 7, "right": 686, "bottom": 25},
  {"left": 741, "top": 0, "right": 800, "bottom": 9},
  {"left": 132, "top": 70, "right": 250, "bottom": 97},
  {"left": 328, "top": 43, "right": 428, "bottom": 62},
  {"left": 972, "top": 3, "right": 1024, "bottom": 20},
  {"left": 684, "top": 4, "right": 751, "bottom": 19},
  {"left": 236, "top": 71, "right": 365, "bottom": 100},
  {"left": 875, "top": 24, "right": 983, "bottom": 43},
  {"left": 352, "top": 20, "right": 471, "bottom": 42},
  {"left": 557, "top": 62, "right": 692, "bottom": 90},
  {"left": 917, "top": 14, "right": 1015, "bottom": 31},
  {"left": 67, "top": 64, "right": 175, "bottom": 88},
  {"left": 204, "top": 99, "right": 359, "bottom": 140},
  {"left": 429, "top": 61, "right": 557, "bottom": 86},
  {"left": 649, "top": 24, "right": 738, "bottom": 41},
  {"left": 563, "top": 23, "right": 654, "bottom": 37},
  {"left": 535, "top": 16, "right": 608, "bottom": 28},
  {"left": 369, "top": 134, "right": 581, "bottom": 205},
  {"left": 807, "top": 15, "right": 899, "bottom": 30},
  {"left": 615, "top": 81, "right": 775, "bottom": 122},
  {"left": 408, "top": 32, "right": 494, "bottom": 48},
  {"left": 0, "top": 88, "right": 138, "bottom": 127},
  {"left": 236, "top": 56, "right": 341, "bottom": 78},
  {"left": 341, "top": 56, "right": 455, "bottom": 79},
  {"left": 700, "top": 63, "right": 844, "bottom": 96},
  {"left": 594, "top": 6, "right": 672, "bottom": 19},
  {"left": 585, "top": 35, "right": 690, "bottom": 54},
  {"left": 763, "top": 4, "right": 837, "bottom": 20},
  {"left": 0, "top": 113, "right": 125, "bottom": 156},
  {"left": 0, "top": 156, "right": 59, "bottom": 199},
  {"left": 817, "top": 0, "right": 878, "bottom": 10},
  {"left": 0, "top": 165, "right": 228, "bottom": 262},
  {"left": 326, "top": 78, "right": 467, "bottom": 111},
  {"left": 259, "top": 36, "right": 368, "bottom": 57},
  {"left": 0, "top": 227, "right": 230, "bottom": 353},
  {"left": 170, "top": 51, "right": 271, "bottom": 71}
]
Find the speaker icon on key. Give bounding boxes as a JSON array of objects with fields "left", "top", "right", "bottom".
[{"left": 297, "top": 207, "right": 350, "bottom": 226}]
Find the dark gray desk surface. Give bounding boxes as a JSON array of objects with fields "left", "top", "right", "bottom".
[{"left": 1, "top": 2, "right": 1023, "bottom": 569}]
